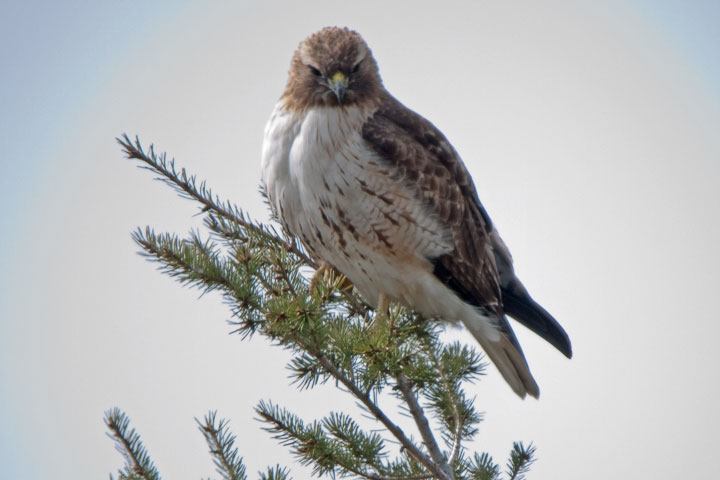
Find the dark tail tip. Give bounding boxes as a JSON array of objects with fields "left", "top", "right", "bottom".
[{"left": 502, "top": 288, "right": 572, "bottom": 358}]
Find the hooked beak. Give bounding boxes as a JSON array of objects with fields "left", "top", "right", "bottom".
[{"left": 327, "top": 72, "right": 348, "bottom": 104}]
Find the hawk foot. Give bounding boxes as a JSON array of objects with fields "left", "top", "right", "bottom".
[{"left": 309, "top": 262, "right": 353, "bottom": 293}]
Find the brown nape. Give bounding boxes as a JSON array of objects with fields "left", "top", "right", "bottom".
[{"left": 282, "top": 26, "right": 384, "bottom": 110}]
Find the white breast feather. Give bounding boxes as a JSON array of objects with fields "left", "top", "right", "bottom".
[{"left": 261, "top": 102, "right": 500, "bottom": 342}]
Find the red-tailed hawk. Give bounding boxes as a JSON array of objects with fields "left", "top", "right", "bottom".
[{"left": 261, "top": 27, "right": 571, "bottom": 398}]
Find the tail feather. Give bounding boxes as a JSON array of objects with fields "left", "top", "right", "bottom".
[
  {"left": 462, "top": 317, "right": 540, "bottom": 399},
  {"left": 502, "top": 287, "right": 573, "bottom": 359}
]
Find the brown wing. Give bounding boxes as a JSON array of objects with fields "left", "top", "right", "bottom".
[
  {"left": 362, "top": 93, "right": 572, "bottom": 360},
  {"left": 362, "top": 92, "right": 504, "bottom": 317}
]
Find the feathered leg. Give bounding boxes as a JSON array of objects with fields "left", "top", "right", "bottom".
[
  {"left": 370, "top": 293, "right": 390, "bottom": 334},
  {"left": 309, "top": 262, "right": 329, "bottom": 293}
]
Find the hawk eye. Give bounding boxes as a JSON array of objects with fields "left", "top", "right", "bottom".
[
  {"left": 351, "top": 63, "right": 361, "bottom": 74},
  {"left": 308, "top": 65, "right": 322, "bottom": 77}
]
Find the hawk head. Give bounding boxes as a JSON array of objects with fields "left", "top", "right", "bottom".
[{"left": 283, "top": 27, "right": 383, "bottom": 109}]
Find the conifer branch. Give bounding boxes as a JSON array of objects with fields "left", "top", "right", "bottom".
[
  {"left": 118, "top": 133, "right": 370, "bottom": 318},
  {"left": 396, "top": 373, "right": 453, "bottom": 480},
  {"left": 295, "top": 337, "right": 443, "bottom": 478},
  {"left": 422, "top": 341, "right": 485, "bottom": 469},
  {"left": 117, "top": 134, "right": 315, "bottom": 268},
  {"left": 257, "top": 401, "right": 435, "bottom": 480},
  {"left": 436, "top": 363, "right": 463, "bottom": 467},
  {"left": 259, "top": 465, "right": 293, "bottom": 480},
  {"left": 467, "top": 453, "right": 500, "bottom": 480},
  {"left": 108, "top": 135, "right": 539, "bottom": 480},
  {"left": 105, "top": 408, "right": 161, "bottom": 480},
  {"left": 197, "top": 411, "right": 248, "bottom": 480},
  {"left": 505, "top": 443, "right": 535, "bottom": 480}
]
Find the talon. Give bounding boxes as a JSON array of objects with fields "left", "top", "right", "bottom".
[{"left": 310, "top": 262, "right": 354, "bottom": 293}]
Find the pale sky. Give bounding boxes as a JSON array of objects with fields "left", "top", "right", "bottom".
[{"left": 1, "top": 1, "right": 719, "bottom": 479}]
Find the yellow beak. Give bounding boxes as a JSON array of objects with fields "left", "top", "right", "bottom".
[{"left": 328, "top": 72, "right": 348, "bottom": 103}]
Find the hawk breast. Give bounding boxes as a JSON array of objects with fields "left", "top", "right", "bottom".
[{"left": 261, "top": 102, "right": 453, "bottom": 304}]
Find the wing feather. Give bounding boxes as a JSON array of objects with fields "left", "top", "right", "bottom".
[
  {"left": 361, "top": 93, "right": 502, "bottom": 314},
  {"left": 361, "top": 93, "right": 572, "bottom": 361}
]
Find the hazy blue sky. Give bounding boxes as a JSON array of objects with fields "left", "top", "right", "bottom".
[{"left": 1, "top": 1, "right": 719, "bottom": 478}]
